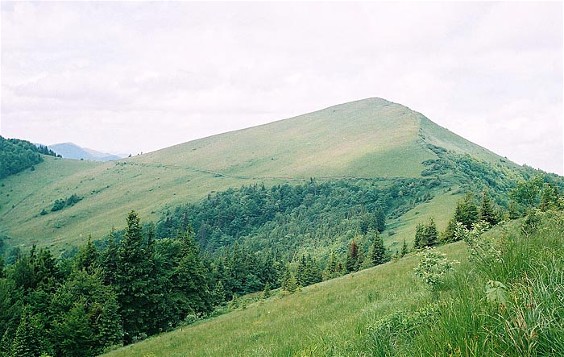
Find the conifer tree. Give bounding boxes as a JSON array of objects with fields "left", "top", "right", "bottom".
[
  {"left": 368, "top": 231, "right": 387, "bottom": 266},
  {"left": 414, "top": 219, "right": 438, "bottom": 248},
  {"left": 171, "top": 231, "right": 212, "bottom": 319},
  {"left": 323, "top": 252, "right": 339, "bottom": 280},
  {"left": 75, "top": 236, "right": 99, "bottom": 274},
  {"left": 285, "top": 275, "right": 298, "bottom": 293},
  {"left": 400, "top": 239, "right": 408, "bottom": 257},
  {"left": 52, "top": 303, "right": 94, "bottom": 357},
  {"left": 10, "top": 308, "right": 41, "bottom": 357},
  {"left": 101, "top": 229, "right": 119, "bottom": 286},
  {"left": 115, "top": 211, "right": 155, "bottom": 344},
  {"left": 440, "top": 217, "right": 458, "bottom": 243},
  {"left": 281, "top": 265, "right": 298, "bottom": 292},
  {"left": 51, "top": 269, "right": 122, "bottom": 355},
  {"left": 212, "top": 281, "right": 226, "bottom": 306},
  {"left": 261, "top": 282, "right": 271, "bottom": 299},
  {"left": 0, "top": 255, "right": 4, "bottom": 279},
  {"left": 414, "top": 223, "right": 424, "bottom": 249},
  {"left": 345, "top": 240, "right": 360, "bottom": 273},
  {"left": 539, "top": 183, "right": 561, "bottom": 212},
  {"left": 454, "top": 193, "right": 479, "bottom": 230},
  {"left": 296, "top": 255, "right": 308, "bottom": 286},
  {"left": 425, "top": 218, "right": 438, "bottom": 247},
  {"left": 479, "top": 190, "right": 499, "bottom": 226}
]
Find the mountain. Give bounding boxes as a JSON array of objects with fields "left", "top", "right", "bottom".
[
  {"left": 0, "top": 98, "right": 542, "bottom": 253},
  {"left": 48, "top": 142, "right": 122, "bottom": 161}
]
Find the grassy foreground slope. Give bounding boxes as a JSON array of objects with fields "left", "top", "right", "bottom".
[
  {"left": 0, "top": 98, "right": 510, "bottom": 251},
  {"left": 103, "top": 242, "right": 467, "bottom": 357},
  {"left": 103, "top": 210, "right": 564, "bottom": 357}
]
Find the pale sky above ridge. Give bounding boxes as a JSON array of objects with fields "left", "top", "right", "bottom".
[{"left": 1, "top": 1, "right": 562, "bottom": 174}]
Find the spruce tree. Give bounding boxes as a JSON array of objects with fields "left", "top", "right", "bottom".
[
  {"left": 0, "top": 255, "right": 4, "bottom": 279},
  {"left": 454, "top": 193, "right": 479, "bottom": 230},
  {"left": 171, "top": 231, "right": 212, "bottom": 320},
  {"left": 440, "top": 217, "right": 458, "bottom": 243},
  {"left": 10, "top": 308, "right": 41, "bottom": 357},
  {"left": 425, "top": 218, "right": 438, "bottom": 247},
  {"left": 75, "top": 236, "right": 99, "bottom": 274},
  {"left": 323, "top": 252, "right": 339, "bottom": 280},
  {"left": 414, "top": 223, "right": 424, "bottom": 249},
  {"left": 479, "top": 190, "right": 499, "bottom": 226},
  {"left": 539, "top": 183, "right": 561, "bottom": 212},
  {"left": 345, "top": 240, "right": 360, "bottom": 273},
  {"left": 115, "top": 211, "right": 155, "bottom": 344},
  {"left": 51, "top": 269, "right": 122, "bottom": 355},
  {"left": 261, "top": 282, "right": 271, "bottom": 299},
  {"left": 101, "top": 230, "right": 119, "bottom": 286},
  {"left": 368, "top": 231, "right": 387, "bottom": 266},
  {"left": 296, "top": 255, "right": 308, "bottom": 286},
  {"left": 212, "top": 281, "right": 226, "bottom": 306}
]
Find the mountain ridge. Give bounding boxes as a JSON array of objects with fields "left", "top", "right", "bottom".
[
  {"left": 48, "top": 142, "right": 122, "bottom": 162},
  {"left": 0, "top": 98, "right": 538, "bottom": 252}
]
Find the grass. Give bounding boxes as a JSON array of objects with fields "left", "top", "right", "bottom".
[
  {"left": 0, "top": 98, "right": 510, "bottom": 252},
  {"left": 385, "top": 189, "right": 462, "bottom": 251},
  {"left": 102, "top": 242, "right": 467, "bottom": 357},
  {"left": 398, "top": 212, "right": 564, "bottom": 356},
  {"left": 102, "top": 211, "right": 564, "bottom": 357}
]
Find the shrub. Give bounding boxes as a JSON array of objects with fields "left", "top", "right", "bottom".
[{"left": 414, "top": 247, "right": 458, "bottom": 290}]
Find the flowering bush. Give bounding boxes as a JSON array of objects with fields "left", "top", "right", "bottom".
[{"left": 414, "top": 247, "right": 459, "bottom": 290}]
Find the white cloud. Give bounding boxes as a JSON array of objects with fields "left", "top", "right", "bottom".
[{"left": 1, "top": 1, "right": 562, "bottom": 174}]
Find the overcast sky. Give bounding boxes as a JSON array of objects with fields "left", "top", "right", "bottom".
[{"left": 1, "top": 1, "right": 562, "bottom": 174}]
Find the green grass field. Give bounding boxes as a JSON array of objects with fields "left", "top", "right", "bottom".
[
  {"left": 0, "top": 98, "right": 509, "bottom": 252},
  {"left": 102, "top": 241, "right": 467, "bottom": 357},
  {"left": 102, "top": 211, "right": 564, "bottom": 357}
]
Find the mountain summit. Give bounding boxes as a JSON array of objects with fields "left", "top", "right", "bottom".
[
  {"left": 136, "top": 97, "right": 503, "bottom": 178},
  {"left": 0, "top": 98, "right": 522, "bottom": 249}
]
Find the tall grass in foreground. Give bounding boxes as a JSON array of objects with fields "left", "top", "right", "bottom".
[
  {"left": 384, "top": 211, "right": 564, "bottom": 356},
  {"left": 102, "top": 212, "right": 562, "bottom": 357}
]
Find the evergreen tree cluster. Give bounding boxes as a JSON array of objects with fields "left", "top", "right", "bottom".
[
  {"left": 414, "top": 218, "right": 438, "bottom": 249},
  {"left": 439, "top": 191, "right": 501, "bottom": 244},
  {"left": 0, "top": 137, "right": 58, "bottom": 179},
  {"left": 421, "top": 144, "right": 563, "bottom": 208},
  {"left": 430, "top": 176, "right": 564, "bottom": 246},
  {"left": 208, "top": 244, "right": 281, "bottom": 301},
  {"left": 157, "top": 178, "right": 441, "bottom": 257},
  {"left": 0, "top": 212, "right": 214, "bottom": 356}
]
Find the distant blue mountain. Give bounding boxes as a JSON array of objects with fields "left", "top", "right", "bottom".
[{"left": 48, "top": 143, "right": 123, "bottom": 161}]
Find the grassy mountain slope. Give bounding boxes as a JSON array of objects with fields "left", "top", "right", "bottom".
[
  {"left": 102, "top": 241, "right": 467, "bottom": 357},
  {"left": 102, "top": 211, "right": 564, "bottom": 356},
  {"left": 137, "top": 98, "right": 433, "bottom": 178},
  {"left": 0, "top": 98, "right": 517, "bottom": 252}
]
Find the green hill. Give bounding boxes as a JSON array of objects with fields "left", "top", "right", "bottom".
[
  {"left": 1, "top": 97, "right": 562, "bottom": 357},
  {"left": 0, "top": 98, "right": 530, "bottom": 253},
  {"left": 101, "top": 211, "right": 564, "bottom": 356}
]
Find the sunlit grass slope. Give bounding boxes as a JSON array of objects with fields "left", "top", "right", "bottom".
[
  {"left": 0, "top": 98, "right": 512, "bottom": 251},
  {"left": 102, "top": 242, "right": 467, "bottom": 357}
]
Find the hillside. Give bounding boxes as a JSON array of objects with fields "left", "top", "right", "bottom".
[
  {"left": 103, "top": 242, "right": 468, "bottom": 357},
  {"left": 48, "top": 143, "right": 122, "bottom": 162},
  {"left": 0, "top": 98, "right": 528, "bottom": 252},
  {"left": 102, "top": 211, "right": 564, "bottom": 356}
]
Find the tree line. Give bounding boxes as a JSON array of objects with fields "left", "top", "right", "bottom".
[
  {"left": 1, "top": 172, "right": 562, "bottom": 356},
  {"left": 156, "top": 178, "right": 440, "bottom": 257},
  {"left": 0, "top": 136, "right": 59, "bottom": 179}
]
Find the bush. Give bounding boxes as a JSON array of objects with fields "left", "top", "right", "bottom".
[{"left": 414, "top": 247, "right": 458, "bottom": 291}]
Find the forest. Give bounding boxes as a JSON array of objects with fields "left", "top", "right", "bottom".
[
  {"left": 0, "top": 171, "right": 561, "bottom": 356},
  {"left": 0, "top": 137, "right": 59, "bottom": 179}
]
